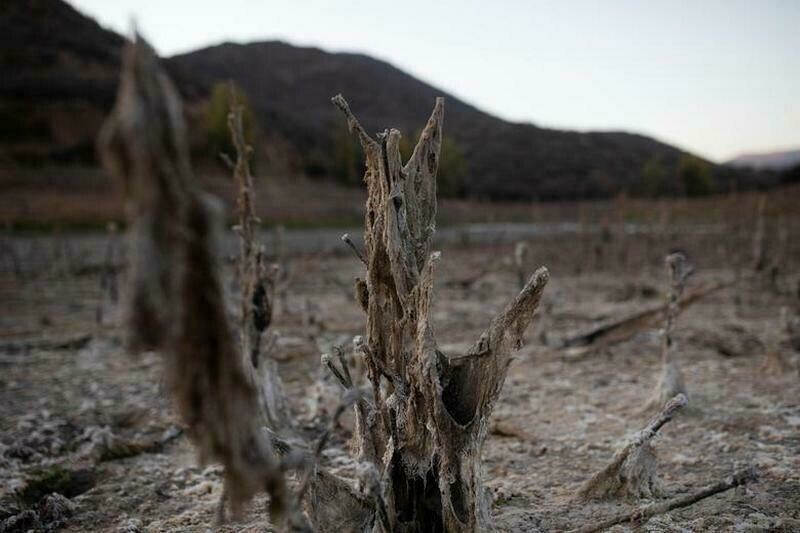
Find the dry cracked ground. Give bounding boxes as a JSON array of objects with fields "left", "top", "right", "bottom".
[{"left": 1, "top": 232, "right": 799, "bottom": 532}]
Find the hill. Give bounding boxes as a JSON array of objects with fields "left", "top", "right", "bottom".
[
  {"left": 169, "top": 41, "right": 745, "bottom": 200},
  {"left": 0, "top": 0, "right": 123, "bottom": 165},
  {"left": 727, "top": 148, "right": 800, "bottom": 171},
  {"left": 0, "top": 0, "right": 773, "bottom": 203}
]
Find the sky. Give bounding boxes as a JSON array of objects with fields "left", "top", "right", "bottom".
[{"left": 70, "top": 0, "right": 799, "bottom": 163}]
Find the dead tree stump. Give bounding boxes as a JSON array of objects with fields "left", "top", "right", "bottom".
[{"left": 332, "top": 95, "right": 548, "bottom": 532}]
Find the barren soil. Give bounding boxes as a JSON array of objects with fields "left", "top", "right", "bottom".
[{"left": 1, "top": 230, "right": 799, "bottom": 532}]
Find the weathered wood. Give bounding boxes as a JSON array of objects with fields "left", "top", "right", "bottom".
[
  {"left": 561, "top": 278, "right": 735, "bottom": 359},
  {"left": 647, "top": 253, "right": 691, "bottom": 408},
  {"left": 332, "top": 94, "right": 548, "bottom": 532},
  {"left": 99, "top": 36, "right": 304, "bottom": 528}
]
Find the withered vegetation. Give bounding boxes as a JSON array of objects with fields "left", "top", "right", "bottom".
[
  {"left": 646, "top": 252, "right": 692, "bottom": 410},
  {"left": 329, "top": 93, "right": 548, "bottom": 531},
  {"left": 224, "top": 83, "right": 293, "bottom": 435},
  {"left": 98, "top": 36, "right": 298, "bottom": 525}
]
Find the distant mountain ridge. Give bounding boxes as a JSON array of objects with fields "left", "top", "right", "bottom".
[
  {"left": 168, "top": 40, "right": 730, "bottom": 200},
  {"left": 1, "top": 0, "right": 780, "bottom": 201},
  {"left": 727, "top": 148, "right": 800, "bottom": 171}
]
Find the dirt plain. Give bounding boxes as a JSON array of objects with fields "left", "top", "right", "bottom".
[{"left": 1, "top": 220, "right": 799, "bottom": 532}]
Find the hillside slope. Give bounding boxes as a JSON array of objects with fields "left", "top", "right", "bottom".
[
  {"left": 728, "top": 148, "right": 800, "bottom": 171},
  {"left": 0, "top": 0, "right": 123, "bottom": 165},
  {"left": 1, "top": 0, "right": 769, "bottom": 201},
  {"left": 169, "top": 41, "right": 718, "bottom": 200}
]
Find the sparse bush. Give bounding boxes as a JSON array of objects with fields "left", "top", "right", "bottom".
[
  {"left": 678, "top": 154, "right": 713, "bottom": 197},
  {"left": 204, "top": 81, "right": 256, "bottom": 161},
  {"left": 640, "top": 155, "right": 668, "bottom": 197}
]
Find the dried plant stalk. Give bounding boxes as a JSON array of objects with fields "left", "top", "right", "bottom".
[
  {"left": 332, "top": 94, "right": 548, "bottom": 531},
  {"left": 226, "top": 87, "right": 293, "bottom": 433},
  {"left": 98, "top": 36, "right": 296, "bottom": 524},
  {"left": 647, "top": 253, "right": 691, "bottom": 409},
  {"left": 576, "top": 393, "right": 687, "bottom": 501},
  {"left": 227, "top": 87, "right": 266, "bottom": 367}
]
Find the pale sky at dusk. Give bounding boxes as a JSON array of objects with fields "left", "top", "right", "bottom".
[{"left": 69, "top": 0, "right": 799, "bottom": 162}]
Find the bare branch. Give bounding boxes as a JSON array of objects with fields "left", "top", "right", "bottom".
[
  {"left": 473, "top": 266, "right": 549, "bottom": 358},
  {"left": 561, "top": 278, "right": 736, "bottom": 358},
  {"left": 297, "top": 388, "right": 361, "bottom": 501},
  {"left": 569, "top": 467, "right": 758, "bottom": 533},
  {"left": 331, "top": 94, "right": 379, "bottom": 153},
  {"left": 341, "top": 233, "right": 367, "bottom": 265}
]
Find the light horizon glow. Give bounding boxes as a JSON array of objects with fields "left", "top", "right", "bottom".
[{"left": 68, "top": 0, "right": 799, "bottom": 163}]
